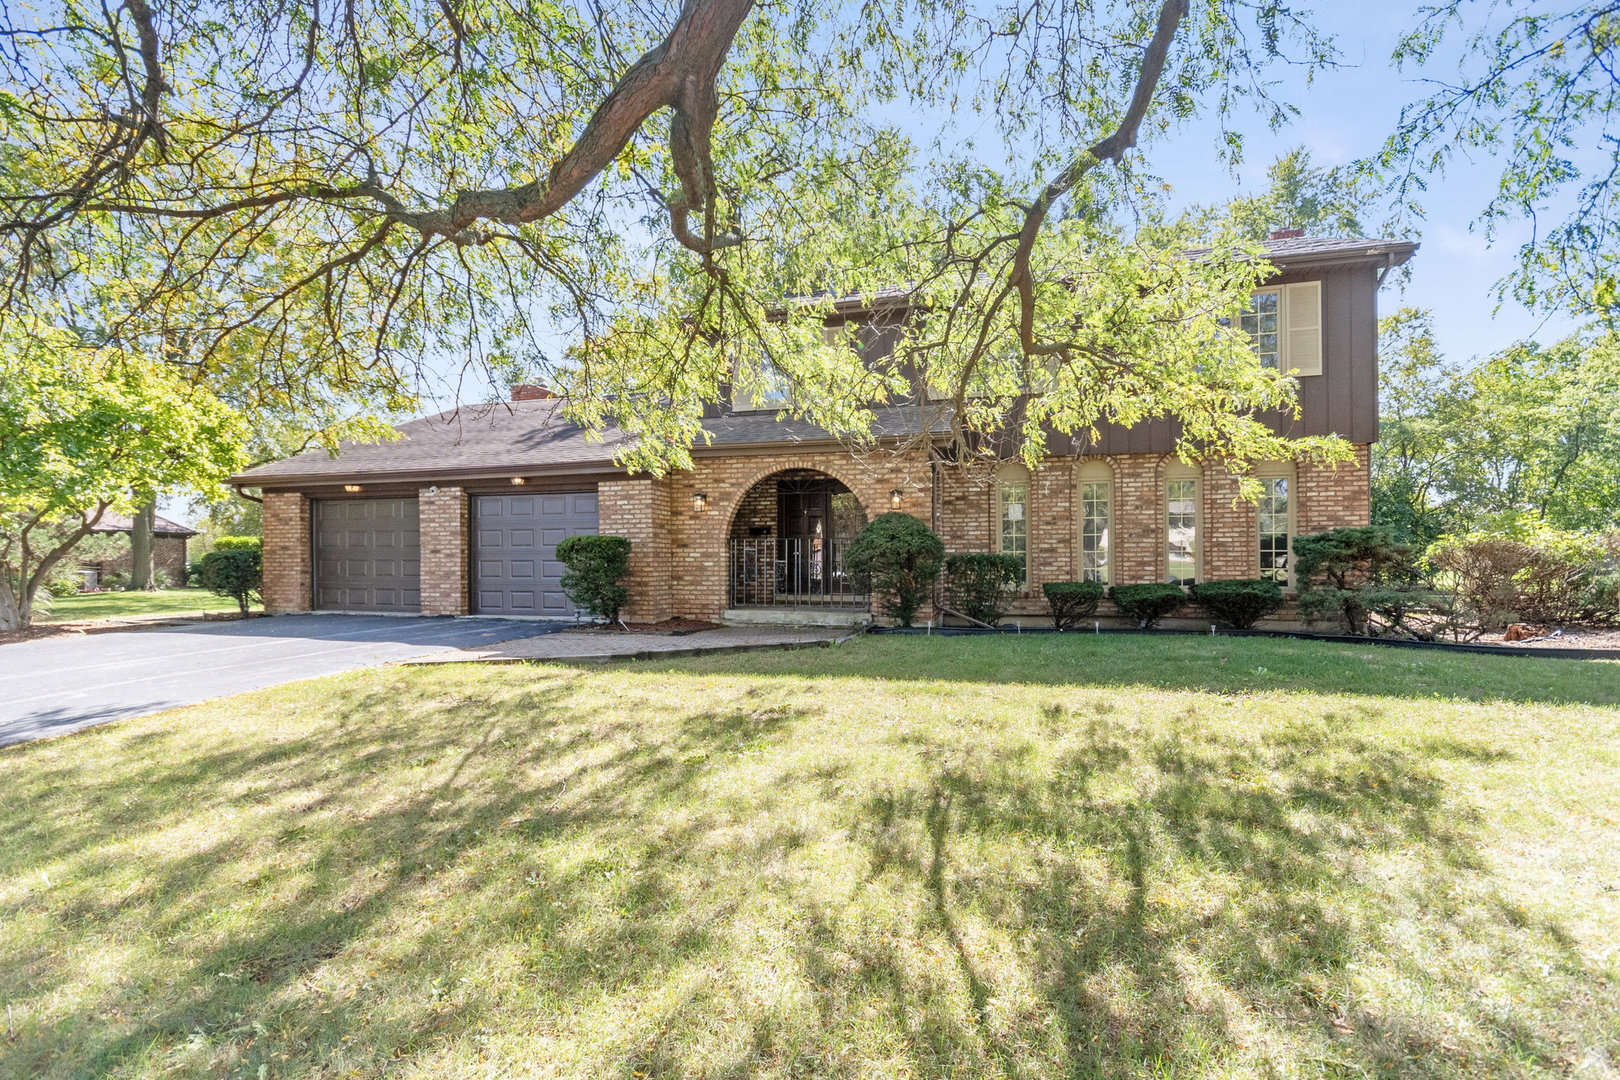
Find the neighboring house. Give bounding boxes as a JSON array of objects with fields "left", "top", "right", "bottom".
[
  {"left": 233, "top": 233, "right": 1417, "bottom": 625},
  {"left": 80, "top": 512, "right": 197, "bottom": 588}
]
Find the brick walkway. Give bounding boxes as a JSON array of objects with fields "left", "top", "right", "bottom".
[{"left": 403, "top": 626, "right": 851, "bottom": 665}]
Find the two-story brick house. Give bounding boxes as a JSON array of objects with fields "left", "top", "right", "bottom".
[{"left": 234, "top": 233, "right": 1416, "bottom": 625}]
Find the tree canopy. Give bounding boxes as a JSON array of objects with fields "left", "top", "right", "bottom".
[{"left": 0, "top": 0, "right": 1353, "bottom": 476}]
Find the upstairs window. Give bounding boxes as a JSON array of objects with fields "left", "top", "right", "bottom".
[
  {"left": 731, "top": 324, "right": 853, "bottom": 412},
  {"left": 1230, "top": 281, "right": 1322, "bottom": 377}
]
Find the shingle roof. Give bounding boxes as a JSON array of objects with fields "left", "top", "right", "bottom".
[
  {"left": 1185, "top": 235, "right": 1419, "bottom": 267},
  {"left": 230, "top": 398, "right": 942, "bottom": 487},
  {"left": 90, "top": 512, "right": 197, "bottom": 537}
]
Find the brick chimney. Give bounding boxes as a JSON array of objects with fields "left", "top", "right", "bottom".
[
  {"left": 510, "top": 382, "right": 554, "bottom": 401},
  {"left": 1268, "top": 227, "right": 1305, "bottom": 240}
]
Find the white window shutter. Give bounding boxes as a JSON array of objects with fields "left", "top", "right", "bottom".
[{"left": 1284, "top": 281, "right": 1322, "bottom": 376}]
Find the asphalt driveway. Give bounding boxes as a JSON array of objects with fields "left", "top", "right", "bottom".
[{"left": 0, "top": 614, "right": 557, "bottom": 747}]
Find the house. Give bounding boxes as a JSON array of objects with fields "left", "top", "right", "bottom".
[
  {"left": 79, "top": 512, "right": 198, "bottom": 589},
  {"left": 232, "top": 233, "right": 1417, "bottom": 625}
]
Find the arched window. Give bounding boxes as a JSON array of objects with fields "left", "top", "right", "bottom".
[
  {"left": 995, "top": 464, "right": 1030, "bottom": 586},
  {"left": 1165, "top": 460, "right": 1202, "bottom": 585},
  {"left": 1077, "top": 459, "right": 1112, "bottom": 584}
]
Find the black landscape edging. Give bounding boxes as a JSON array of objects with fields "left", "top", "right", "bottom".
[{"left": 867, "top": 623, "right": 1617, "bottom": 661}]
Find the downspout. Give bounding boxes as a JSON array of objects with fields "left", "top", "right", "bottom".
[{"left": 234, "top": 484, "right": 263, "bottom": 505}]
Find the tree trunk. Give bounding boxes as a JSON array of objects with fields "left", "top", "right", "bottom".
[
  {"left": 0, "top": 575, "right": 25, "bottom": 632},
  {"left": 129, "top": 498, "right": 156, "bottom": 591}
]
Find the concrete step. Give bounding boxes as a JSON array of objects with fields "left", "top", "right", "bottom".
[{"left": 722, "top": 607, "right": 870, "bottom": 629}]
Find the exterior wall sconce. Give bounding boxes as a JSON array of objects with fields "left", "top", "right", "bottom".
[
  {"left": 510, "top": 476, "right": 527, "bottom": 485},
  {"left": 692, "top": 492, "right": 708, "bottom": 512},
  {"left": 890, "top": 488, "right": 903, "bottom": 509},
  {"left": 343, "top": 484, "right": 362, "bottom": 493}
]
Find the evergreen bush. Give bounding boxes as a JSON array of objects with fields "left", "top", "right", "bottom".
[
  {"left": 843, "top": 513, "right": 944, "bottom": 627},
  {"left": 1042, "top": 580, "right": 1104, "bottom": 630},
  {"left": 1190, "top": 578, "right": 1284, "bottom": 630},
  {"left": 555, "top": 535, "right": 632, "bottom": 623},
  {"left": 199, "top": 536, "right": 263, "bottom": 614},
  {"left": 944, "top": 553, "right": 1024, "bottom": 626},
  {"left": 1108, "top": 583, "right": 1186, "bottom": 628}
]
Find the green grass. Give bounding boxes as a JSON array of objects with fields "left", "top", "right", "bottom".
[
  {"left": 37, "top": 587, "right": 257, "bottom": 622},
  {"left": 2, "top": 636, "right": 1617, "bottom": 1079}
]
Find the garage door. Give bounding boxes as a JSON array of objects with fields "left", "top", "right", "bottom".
[
  {"left": 314, "top": 498, "right": 421, "bottom": 612},
  {"left": 474, "top": 492, "right": 598, "bottom": 616}
]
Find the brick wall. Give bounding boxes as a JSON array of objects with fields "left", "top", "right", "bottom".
[
  {"left": 664, "top": 449, "right": 931, "bottom": 619},
  {"left": 1297, "top": 444, "right": 1372, "bottom": 535},
  {"left": 599, "top": 476, "right": 675, "bottom": 623},
  {"left": 262, "top": 491, "right": 311, "bottom": 612},
  {"left": 89, "top": 535, "right": 189, "bottom": 586},
  {"left": 1202, "top": 465, "right": 1256, "bottom": 581},
  {"left": 1111, "top": 454, "right": 1170, "bottom": 586},
  {"left": 419, "top": 486, "right": 469, "bottom": 615}
]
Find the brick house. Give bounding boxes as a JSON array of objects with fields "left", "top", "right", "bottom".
[
  {"left": 233, "top": 234, "right": 1416, "bottom": 626},
  {"left": 80, "top": 512, "right": 197, "bottom": 588}
]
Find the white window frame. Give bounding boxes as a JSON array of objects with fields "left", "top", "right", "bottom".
[
  {"left": 1165, "top": 462, "right": 1202, "bottom": 585},
  {"left": 1232, "top": 280, "right": 1323, "bottom": 377},
  {"left": 1077, "top": 459, "right": 1113, "bottom": 585},
  {"left": 996, "top": 464, "right": 1030, "bottom": 587},
  {"left": 1255, "top": 462, "right": 1297, "bottom": 589}
]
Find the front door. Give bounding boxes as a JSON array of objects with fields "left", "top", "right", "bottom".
[{"left": 777, "top": 486, "right": 829, "bottom": 597}]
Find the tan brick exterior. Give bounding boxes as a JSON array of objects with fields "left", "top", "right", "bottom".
[
  {"left": 419, "top": 486, "right": 470, "bottom": 616},
  {"left": 86, "top": 534, "right": 189, "bottom": 587},
  {"left": 255, "top": 442, "right": 1371, "bottom": 627},
  {"left": 262, "top": 491, "right": 311, "bottom": 613},
  {"left": 599, "top": 476, "right": 675, "bottom": 623}
]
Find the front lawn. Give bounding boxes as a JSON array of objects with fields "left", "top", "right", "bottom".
[
  {"left": 37, "top": 586, "right": 256, "bottom": 622},
  {"left": 2, "top": 636, "right": 1616, "bottom": 1079}
]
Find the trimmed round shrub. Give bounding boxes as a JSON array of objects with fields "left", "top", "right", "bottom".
[
  {"left": 555, "top": 535, "right": 632, "bottom": 622},
  {"left": 1043, "top": 580, "right": 1104, "bottom": 630},
  {"left": 843, "top": 513, "right": 944, "bottom": 627},
  {"left": 1109, "top": 582, "right": 1186, "bottom": 628},
  {"left": 1190, "top": 578, "right": 1285, "bottom": 629},
  {"left": 199, "top": 536, "right": 263, "bottom": 613},
  {"left": 944, "top": 553, "right": 1024, "bottom": 626}
]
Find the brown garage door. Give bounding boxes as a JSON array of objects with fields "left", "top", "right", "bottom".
[
  {"left": 314, "top": 498, "right": 421, "bottom": 612},
  {"left": 474, "top": 492, "right": 598, "bottom": 616}
]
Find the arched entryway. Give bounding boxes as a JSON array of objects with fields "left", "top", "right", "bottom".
[{"left": 727, "top": 469, "right": 868, "bottom": 609}]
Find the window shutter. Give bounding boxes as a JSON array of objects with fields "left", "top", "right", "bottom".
[{"left": 1283, "top": 281, "right": 1322, "bottom": 377}]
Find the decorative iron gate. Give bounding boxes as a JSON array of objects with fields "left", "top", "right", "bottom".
[{"left": 729, "top": 537, "right": 866, "bottom": 609}]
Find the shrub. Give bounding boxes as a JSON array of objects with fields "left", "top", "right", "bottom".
[
  {"left": 1042, "top": 580, "right": 1104, "bottom": 630},
  {"left": 1294, "top": 526, "right": 1433, "bottom": 636},
  {"left": 1109, "top": 583, "right": 1186, "bottom": 628},
  {"left": 1190, "top": 578, "right": 1285, "bottom": 630},
  {"left": 943, "top": 553, "right": 1024, "bottom": 626},
  {"left": 1428, "top": 528, "right": 1618, "bottom": 632},
  {"left": 199, "top": 536, "right": 262, "bottom": 614},
  {"left": 555, "top": 535, "right": 632, "bottom": 623},
  {"left": 843, "top": 513, "right": 944, "bottom": 627},
  {"left": 1426, "top": 535, "right": 1531, "bottom": 632}
]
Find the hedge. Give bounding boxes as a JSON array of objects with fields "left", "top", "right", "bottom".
[{"left": 1042, "top": 580, "right": 1105, "bottom": 630}]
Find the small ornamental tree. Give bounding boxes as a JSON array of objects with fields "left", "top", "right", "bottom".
[
  {"left": 1189, "top": 578, "right": 1284, "bottom": 630},
  {"left": 944, "top": 553, "right": 1024, "bottom": 626},
  {"left": 199, "top": 536, "right": 263, "bottom": 614},
  {"left": 1109, "top": 583, "right": 1187, "bottom": 628},
  {"left": 843, "top": 513, "right": 943, "bottom": 627},
  {"left": 555, "top": 535, "right": 632, "bottom": 623},
  {"left": 1294, "top": 526, "right": 1432, "bottom": 636},
  {"left": 1043, "top": 581, "right": 1105, "bottom": 630}
]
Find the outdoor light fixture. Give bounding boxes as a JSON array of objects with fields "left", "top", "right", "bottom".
[
  {"left": 510, "top": 476, "right": 527, "bottom": 485},
  {"left": 890, "top": 488, "right": 904, "bottom": 509},
  {"left": 343, "top": 484, "right": 362, "bottom": 493},
  {"left": 692, "top": 492, "right": 708, "bottom": 512}
]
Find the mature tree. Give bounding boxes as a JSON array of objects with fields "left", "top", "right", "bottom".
[
  {"left": 1370, "top": 308, "right": 1465, "bottom": 547},
  {"left": 1370, "top": 1, "right": 1620, "bottom": 316},
  {"left": 0, "top": 324, "right": 246, "bottom": 629},
  {"left": 1182, "top": 148, "right": 1379, "bottom": 243},
  {"left": 1370, "top": 311, "right": 1620, "bottom": 538},
  {"left": 0, "top": 0, "right": 1352, "bottom": 483}
]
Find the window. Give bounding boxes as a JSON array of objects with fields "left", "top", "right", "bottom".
[
  {"left": 998, "top": 469, "right": 1029, "bottom": 585},
  {"left": 1166, "top": 478, "right": 1199, "bottom": 585},
  {"left": 1228, "top": 281, "right": 1323, "bottom": 377},
  {"left": 1240, "top": 290, "right": 1281, "bottom": 369},
  {"left": 1076, "top": 460, "right": 1112, "bottom": 585},
  {"left": 1258, "top": 474, "right": 1291, "bottom": 586},
  {"left": 730, "top": 355, "right": 793, "bottom": 412}
]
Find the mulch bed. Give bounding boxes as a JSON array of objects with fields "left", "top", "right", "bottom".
[
  {"left": 562, "top": 618, "right": 725, "bottom": 636},
  {"left": 0, "top": 610, "right": 259, "bottom": 646},
  {"left": 1475, "top": 627, "right": 1620, "bottom": 651}
]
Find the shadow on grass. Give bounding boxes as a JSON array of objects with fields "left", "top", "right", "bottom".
[
  {"left": 629, "top": 632, "right": 1620, "bottom": 708},
  {"left": 0, "top": 663, "right": 1610, "bottom": 1078}
]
